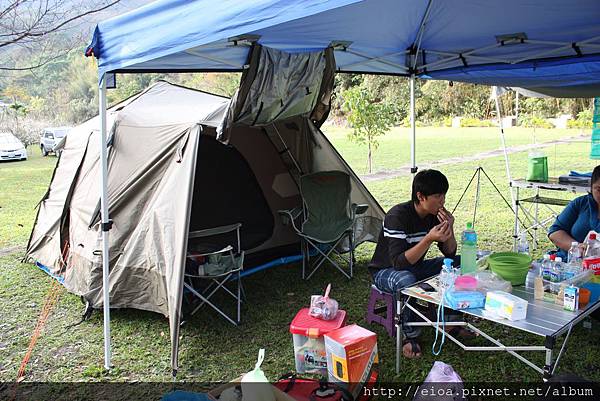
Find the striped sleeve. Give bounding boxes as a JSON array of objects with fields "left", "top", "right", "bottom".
[{"left": 383, "top": 213, "right": 412, "bottom": 269}]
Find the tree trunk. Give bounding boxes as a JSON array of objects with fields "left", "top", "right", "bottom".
[{"left": 368, "top": 141, "right": 372, "bottom": 174}]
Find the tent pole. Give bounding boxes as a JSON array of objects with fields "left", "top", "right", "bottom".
[
  {"left": 493, "top": 88, "right": 518, "bottom": 248},
  {"left": 99, "top": 74, "right": 112, "bottom": 370},
  {"left": 410, "top": 75, "right": 417, "bottom": 174}
]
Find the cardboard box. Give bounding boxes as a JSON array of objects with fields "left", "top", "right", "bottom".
[{"left": 324, "top": 324, "right": 378, "bottom": 399}]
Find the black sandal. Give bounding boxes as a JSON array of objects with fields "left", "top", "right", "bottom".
[
  {"left": 446, "top": 326, "right": 478, "bottom": 339},
  {"left": 402, "top": 338, "right": 422, "bottom": 359}
]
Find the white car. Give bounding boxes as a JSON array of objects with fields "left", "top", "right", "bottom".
[
  {"left": 0, "top": 132, "right": 28, "bottom": 161},
  {"left": 40, "top": 127, "right": 71, "bottom": 156}
]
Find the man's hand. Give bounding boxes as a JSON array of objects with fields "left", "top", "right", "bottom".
[
  {"left": 437, "top": 207, "right": 455, "bottom": 229},
  {"left": 427, "top": 220, "right": 452, "bottom": 242}
]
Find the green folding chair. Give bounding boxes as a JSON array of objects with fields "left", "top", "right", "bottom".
[{"left": 280, "top": 170, "right": 367, "bottom": 280}]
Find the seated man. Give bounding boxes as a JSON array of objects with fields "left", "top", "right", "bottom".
[
  {"left": 549, "top": 165, "right": 600, "bottom": 259},
  {"left": 368, "top": 169, "right": 471, "bottom": 358}
]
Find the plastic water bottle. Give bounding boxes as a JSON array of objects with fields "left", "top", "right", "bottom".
[
  {"left": 543, "top": 254, "right": 555, "bottom": 281},
  {"left": 584, "top": 233, "right": 600, "bottom": 258},
  {"left": 440, "top": 258, "right": 456, "bottom": 291},
  {"left": 460, "top": 222, "right": 477, "bottom": 274},
  {"left": 525, "top": 263, "right": 540, "bottom": 289},
  {"left": 517, "top": 233, "right": 530, "bottom": 254},
  {"left": 550, "top": 257, "right": 563, "bottom": 283},
  {"left": 567, "top": 241, "right": 582, "bottom": 265}
]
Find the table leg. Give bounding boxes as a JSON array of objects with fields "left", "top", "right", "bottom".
[
  {"left": 543, "top": 335, "right": 555, "bottom": 381},
  {"left": 396, "top": 293, "right": 404, "bottom": 375}
]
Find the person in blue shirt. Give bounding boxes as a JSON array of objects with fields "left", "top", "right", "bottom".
[{"left": 548, "top": 165, "right": 600, "bottom": 259}]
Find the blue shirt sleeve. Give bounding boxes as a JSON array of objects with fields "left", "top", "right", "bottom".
[{"left": 548, "top": 195, "right": 585, "bottom": 237}]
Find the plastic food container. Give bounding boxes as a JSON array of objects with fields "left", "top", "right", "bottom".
[
  {"left": 488, "top": 252, "right": 532, "bottom": 285},
  {"left": 289, "top": 308, "right": 346, "bottom": 375},
  {"left": 454, "top": 275, "right": 478, "bottom": 291}
]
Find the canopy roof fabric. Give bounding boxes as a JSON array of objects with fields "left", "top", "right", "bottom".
[{"left": 87, "top": 0, "right": 600, "bottom": 96}]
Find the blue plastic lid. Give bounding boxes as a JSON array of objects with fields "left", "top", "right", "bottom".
[{"left": 443, "top": 258, "right": 454, "bottom": 268}]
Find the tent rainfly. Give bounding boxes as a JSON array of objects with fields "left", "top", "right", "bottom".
[
  {"left": 81, "top": 0, "right": 600, "bottom": 372},
  {"left": 26, "top": 81, "right": 384, "bottom": 374}
]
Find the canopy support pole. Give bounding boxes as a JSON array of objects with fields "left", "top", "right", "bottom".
[
  {"left": 99, "top": 74, "right": 112, "bottom": 370},
  {"left": 493, "top": 88, "right": 518, "bottom": 248},
  {"left": 410, "top": 75, "right": 417, "bottom": 174}
]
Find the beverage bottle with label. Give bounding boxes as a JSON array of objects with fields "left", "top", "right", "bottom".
[
  {"left": 550, "top": 257, "right": 563, "bottom": 283},
  {"left": 543, "top": 254, "right": 555, "bottom": 281},
  {"left": 460, "top": 222, "right": 477, "bottom": 274}
]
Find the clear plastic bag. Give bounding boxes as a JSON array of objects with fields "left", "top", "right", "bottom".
[
  {"left": 309, "top": 284, "right": 339, "bottom": 320},
  {"left": 472, "top": 270, "right": 512, "bottom": 294}
]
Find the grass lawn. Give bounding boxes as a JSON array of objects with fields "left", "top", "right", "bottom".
[{"left": 1, "top": 128, "right": 600, "bottom": 386}]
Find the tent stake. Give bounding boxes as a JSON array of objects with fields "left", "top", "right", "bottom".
[{"left": 99, "top": 74, "right": 112, "bottom": 370}]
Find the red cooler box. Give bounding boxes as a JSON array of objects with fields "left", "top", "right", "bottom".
[{"left": 289, "top": 308, "right": 347, "bottom": 375}]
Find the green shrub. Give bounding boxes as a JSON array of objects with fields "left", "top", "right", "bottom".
[
  {"left": 519, "top": 115, "right": 553, "bottom": 129},
  {"left": 460, "top": 117, "right": 495, "bottom": 127},
  {"left": 567, "top": 109, "right": 594, "bottom": 129}
]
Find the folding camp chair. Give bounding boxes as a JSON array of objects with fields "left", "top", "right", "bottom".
[
  {"left": 184, "top": 223, "right": 244, "bottom": 325},
  {"left": 279, "top": 170, "right": 367, "bottom": 280}
]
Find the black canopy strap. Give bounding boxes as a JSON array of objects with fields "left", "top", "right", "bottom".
[
  {"left": 459, "top": 53, "right": 468, "bottom": 67},
  {"left": 572, "top": 42, "right": 583, "bottom": 57}
]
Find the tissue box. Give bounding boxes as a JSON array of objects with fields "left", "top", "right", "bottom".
[
  {"left": 444, "top": 290, "right": 486, "bottom": 309},
  {"left": 485, "top": 291, "right": 528, "bottom": 321}
]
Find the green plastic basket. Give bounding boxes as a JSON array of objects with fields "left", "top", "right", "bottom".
[{"left": 488, "top": 252, "right": 532, "bottom": 285}]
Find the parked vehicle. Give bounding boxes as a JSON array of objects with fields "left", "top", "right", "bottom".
[
  {"left": 0, "top": 132, "right": 28, "bottom": 161},
  {"left": 40, "top": 127, "right": 71, "bottom": 156}
]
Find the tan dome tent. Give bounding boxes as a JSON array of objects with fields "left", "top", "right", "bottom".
[{"left": 25, "top": 80, "right": 384, "bottom": 371}]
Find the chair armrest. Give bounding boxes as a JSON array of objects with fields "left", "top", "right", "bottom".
[
  {"left": 278, "top": 207, "right": 303, "bottom": 232},
  {"left": 189, "top": 223, "right": 242, "bottom": 239},
  {"left": 351, "top": 203, "right": 369, "bottom": 217},
  {"left": 188, "top": 245, "right": 233, "bottom": 258}
]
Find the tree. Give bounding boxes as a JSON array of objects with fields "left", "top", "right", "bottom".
[
  {"left": 0, "top": 0, "right": 122, "bottom": 71},
  {"left": 342, "top": 85, "right": 395, "bottom": 174}
]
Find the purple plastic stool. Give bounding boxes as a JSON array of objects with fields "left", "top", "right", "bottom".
[{"left": 365, "top": 284, "right": 395, "bottom": 337}]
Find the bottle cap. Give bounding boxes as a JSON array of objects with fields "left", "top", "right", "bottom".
[
  {"left": 550, "top": 254, "right": 556, "bottom": 260},
  {"left": 466, "top": 222, "right": 473, "bottom": 229},
  {"left": 590, "top": 233, "right": 597, "bottom": 240},
  {"left": 555, "top": 257, "right": 563, "bottom": 262},
  {"left": 571, "top": 241, "right": 579, "bottom": 246},
  {"left": 443, "top": 258, "right": 454, "bottom": 268}
]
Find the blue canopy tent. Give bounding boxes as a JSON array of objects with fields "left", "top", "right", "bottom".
[{"left": 86, "top": 0, "right": 600, "bottom": 373}]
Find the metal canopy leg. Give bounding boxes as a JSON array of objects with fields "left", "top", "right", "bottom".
[
  {"left": 99, "top": 74, "right": 112, "bottom": 370},
  {"left": 409, "top": 75, "right": 417, "bottom": 175}
]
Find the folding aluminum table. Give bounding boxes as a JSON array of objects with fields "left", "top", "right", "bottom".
[{"left": 396, "top": 276, "right": 600, "bottom": 379}]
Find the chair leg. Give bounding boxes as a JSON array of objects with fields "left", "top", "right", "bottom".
[
  {"left": 301, "top": 238, "right": 307, "bottom": 280},
  {"left": 237, "top": 270, "right": 241, "bottom": 324},
  {"left": 349, "top": 232, "right": 354, "bottom": 279},
  {"left": 305, "top": 238, "right": 352, "bottom": 280}
]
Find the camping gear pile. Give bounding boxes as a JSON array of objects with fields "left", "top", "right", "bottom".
[{"left": 289, "top": 290, "right": 378, "bottom": 400}]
